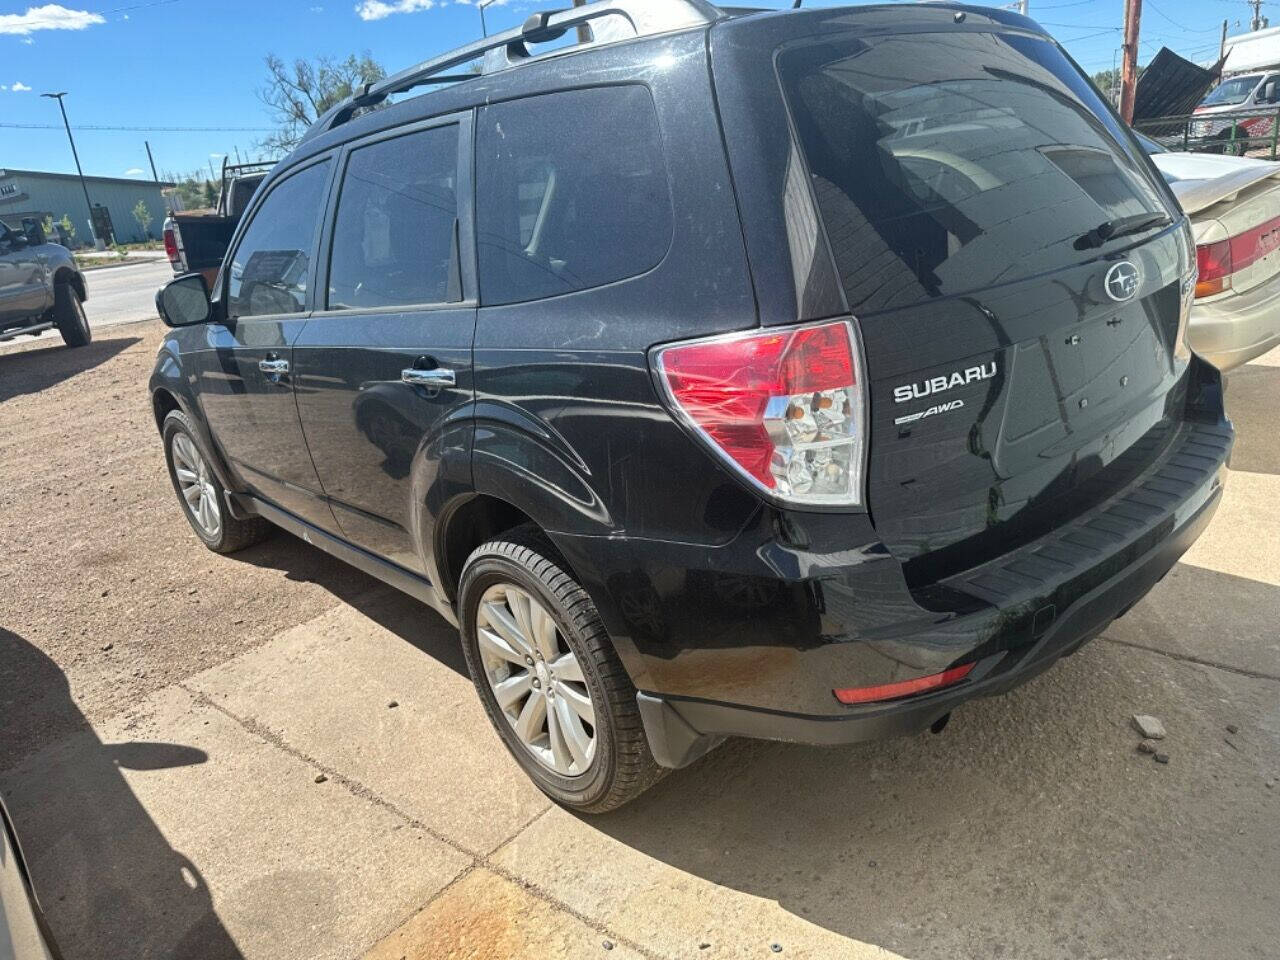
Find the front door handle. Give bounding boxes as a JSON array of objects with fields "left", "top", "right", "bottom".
[
  {"left": 401, "top": 367, "right": 456, "bottom": 388},
  {"left": 259, "top": 358, "right": 290, "bottom": 375}
]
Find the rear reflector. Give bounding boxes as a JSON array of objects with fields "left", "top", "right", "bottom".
[
  {"left": 833, "top": 662, "right": 975, "bottom": 705},
  {"left": 163, "top": 225, "right": 180, "bottom": 265},
  {"left": 653, "top": 319, "right": 867, "bottom": 506}
]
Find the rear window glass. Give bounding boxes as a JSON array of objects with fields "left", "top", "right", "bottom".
[
  {"left": 778, "top": 32, "right": 1168, "bottom": 313},
  {"left": 475, "top": 85, "right": 673, "bottom": 306}
]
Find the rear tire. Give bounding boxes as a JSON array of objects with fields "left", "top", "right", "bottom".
[
  {"left": 459, "top": 527, "right": 662, "bottom": 813},
  {"left": 162, "top": 409, "right": 271, "bottom": 554},
  {"left": 54, "top": 283, "right": 90, "bottom": 348}
]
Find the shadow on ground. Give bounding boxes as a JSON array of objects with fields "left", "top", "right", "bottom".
[
  {"left": 231, "top": 530, "right": 467, "bottom": 677},
  {"left": 0, "top": 337, "right": 140, "bottom": 404},
  {"left": 0, "top": 628, "right": 242, "bottom": 959},
  {"left": 1224, "top": 362, "right": 1280, "bottom": 475}
]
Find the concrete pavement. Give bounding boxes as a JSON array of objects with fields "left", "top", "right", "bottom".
[{"left": 1, "top": 331, "right": 1276, "bottom": 959}]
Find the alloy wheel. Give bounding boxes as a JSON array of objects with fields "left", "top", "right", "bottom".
[
  {"left": 171, "top": 433, "right": 221, "bottom": 539},
  {"left": 476, "top": 583, "right": 597, "bottom": 776}
]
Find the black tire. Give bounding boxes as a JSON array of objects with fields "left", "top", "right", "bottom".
[
  {"left": 162, "top": 409, "right": 271, "bottom": 554},
  {"left": 459, "top": 526, "right": 662, "bottom": 813},
  {"left": 53, "top": 283, "right": 90, "bottom": 348}
]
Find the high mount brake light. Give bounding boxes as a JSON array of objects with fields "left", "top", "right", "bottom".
[{"left": 654, "top": 320, "right": 867, "bottom": 507}]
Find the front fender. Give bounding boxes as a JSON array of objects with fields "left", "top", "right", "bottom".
[{"left": 149, "top": 336, "right": 238, "bottom": 494}]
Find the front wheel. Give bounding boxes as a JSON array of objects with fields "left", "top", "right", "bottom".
[
  {"left": 53, "top": 283, "right": 90, "bottom": 348},
  {"left": 459, "top": 528, "right": 662, "bottom": 813},
  {"left": 162, "top": 409, "right": 270, "bottom": 553}
]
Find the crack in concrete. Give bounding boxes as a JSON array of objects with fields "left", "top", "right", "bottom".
[
  {"left": 1100, "top": 636, "right": 1280, "bottom": 682},
  {"left": 179, "top": 683, "right": 667, "bottom": 960}
]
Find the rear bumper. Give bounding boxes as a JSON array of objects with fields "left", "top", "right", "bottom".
[{"left": 638, "top": 464, "right": 1225, "bottom": 767}]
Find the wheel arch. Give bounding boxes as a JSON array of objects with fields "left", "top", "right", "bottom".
[{"left": 52, "top": 266, "right": 86, "bottom": 302}]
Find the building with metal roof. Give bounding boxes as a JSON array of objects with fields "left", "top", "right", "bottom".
[{"left": 0, "top": 168, "right": 175, "bottom": 246}]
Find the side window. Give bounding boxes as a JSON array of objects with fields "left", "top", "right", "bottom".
[
  {"left": 475, "top": 85, "right": 673, "bottom": 306},
  {"left": 327, "top": 124, "right": 460, "bottom": 310},
  {"left": 227, "top": 160, "right": 330, "bottom": 320}
]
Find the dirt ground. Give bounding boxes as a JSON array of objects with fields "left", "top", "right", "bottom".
[
  {"left": 2, "top": 321, "right": 1278, "bottom": 960},
  {"left": 0, "top": 321, "right": 388, "bottom": 770}
]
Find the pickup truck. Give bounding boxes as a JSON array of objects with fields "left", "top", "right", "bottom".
[
  {"left": 0, "top": 218, "right": 90, "bottom": 349},
  {"left": 163, "top": 160, "right": 271, "bottom": 288}
]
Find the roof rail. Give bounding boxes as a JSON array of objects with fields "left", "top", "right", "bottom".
[{"left": 302, "top": 0, "right": 723, "bottom": 146}]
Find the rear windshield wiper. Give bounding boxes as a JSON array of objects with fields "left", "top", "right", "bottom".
[{"left": 1074, "top": 212, "right": 1172, "bottom": 250}]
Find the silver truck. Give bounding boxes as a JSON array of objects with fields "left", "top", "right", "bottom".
[{"left": 0, "top": 218, "right": 90, "bottom": 349}]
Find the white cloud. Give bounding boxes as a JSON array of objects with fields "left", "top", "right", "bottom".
[
  {"left": 309, "top": 5, "right": 324, "bottom": 11},
  {"left": 124, "top": 167, "right": 144, "bottom": 175},
  {"left": 20, "top": 37, "right": 34, "bottom": 44},
  {"left": 209, "top": 153, "right": 224, "bottom": 159},
  {"left": 0, "top": 5, "right": 106, "bottom": 36},
  {"left": 11, "top": 81, "right": 32, "bottom": 91},
  {"left": 355, "top": 0, "right": 434, "bottom": 21}
]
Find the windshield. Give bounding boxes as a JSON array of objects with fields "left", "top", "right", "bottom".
[
  {"left": 1201, "top": 75, "right": 1262, "bottom": 107},
  {"left": 777, "top": 31, "right": 1170, "bottom": 312}
]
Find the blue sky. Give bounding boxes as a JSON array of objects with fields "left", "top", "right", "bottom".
[{"left": 0, "top": 0, "right": 1251, "bottom": 181}]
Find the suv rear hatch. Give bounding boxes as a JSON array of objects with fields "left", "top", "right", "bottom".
[{"left": 715, "top": 8, "right": 1195, "bottom": 581}]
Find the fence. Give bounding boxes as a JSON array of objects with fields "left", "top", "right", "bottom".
[{"left": 1134, "top": 107, "right": 1280, "bottom": 159}]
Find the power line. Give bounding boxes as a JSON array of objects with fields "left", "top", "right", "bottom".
[{"left": 0, "top": 122, "right": 272, "bottom": 132}]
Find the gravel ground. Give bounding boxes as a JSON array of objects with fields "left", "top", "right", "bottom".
[{"left": 0, "top": 321, "right": 387, "bottom": 770}]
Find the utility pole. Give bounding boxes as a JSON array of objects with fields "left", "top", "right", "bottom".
[
  {"left": 1250, "top": 0, "right": 1265, "bottom": 31},
  {"left": 573, "top": 0, "right": 589, "bottom": 43},
  {"left": 40, "top": 91, "right": 100, "bottom": 249},
  {"left": 478, "top": 0, "right": 495, "bottom": 36},
  {"left": 1120, "top": 0, "right": 1142, "bottom": 123},
  {"left": 1018, "top": 0, "right": 1028, "bottom": 16},
  {"left": 145, "top": 140, "right": 159, "bottom": 182}
]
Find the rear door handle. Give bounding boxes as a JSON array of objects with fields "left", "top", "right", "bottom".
[
  {"left": 401, "top": 367, "right": 456, "bottom": 388},
  {"left": 259, "top": 358, "right": 290, "bottom": 375}
]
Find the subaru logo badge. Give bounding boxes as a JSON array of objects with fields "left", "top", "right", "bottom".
[{"left": 1104, "top": 261, "right": 1140, "bottom": 302}]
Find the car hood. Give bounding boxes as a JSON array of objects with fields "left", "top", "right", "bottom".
[{"left": 1149, "top": 151, "right": 1280, "bottom": 214}]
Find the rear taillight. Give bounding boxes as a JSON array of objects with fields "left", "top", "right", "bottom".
[
  {"left": 654, "top": 319, "right": 867, "bottom": 507},
  {"left": 1195, "top": 212, "right": 1280, "bottom": 298},
  {"left": 163, "top": 224, "right": 180, "bottom": 265}
]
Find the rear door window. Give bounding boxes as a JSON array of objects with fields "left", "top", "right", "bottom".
[
  {"left": 474, "top": 85, "right": 673, "bottom": 306},
  {"left": 327, "top": 124, "right": 460, "bottom": 310},
  {"left": 777, "top": 32, "right": 1170, "bottom": 312}
]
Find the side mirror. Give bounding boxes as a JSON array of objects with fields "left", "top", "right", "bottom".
[
  {"left": 156, "top": 272, "right": 213, "bottom": 328},
  {"left": 21, "top": 218, "right": 45, "bottom": 246},
  {"left": 1264, "top": 81, "right": 1278, "bottom": 103}
]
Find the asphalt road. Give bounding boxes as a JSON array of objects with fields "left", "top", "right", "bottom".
[
  {"left": 0, "top": 325, "right": 1276, "bottom": 960},
  {"left": 85, "top": 258, "right": 172, "bottom": 328}
]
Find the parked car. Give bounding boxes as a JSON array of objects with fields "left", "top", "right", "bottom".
[
  {"left": 0, "top": 218, "right": 90, "bottom": 348},
  {"left": 163, "top": 160, "right": 272, "bottom": 289},
  {"left": 0, "top": 796, "right": 63, "bottom": 959},
  {"left": 1139, "top": 134, "right": 1280, "bottom": 368},
  {"left": 150, "top": 1, "right": 1232, "bottom": 812}
]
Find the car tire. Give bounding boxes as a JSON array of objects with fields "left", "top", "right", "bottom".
[
  {"left": 459, "top": 526, "right": 662, "bottom": 813},
  {"left": 53, "top": 282, "right": 90, "bottom": 348},
  {"left": 162, "top": 409, "right": 271, "bottom": 554}
]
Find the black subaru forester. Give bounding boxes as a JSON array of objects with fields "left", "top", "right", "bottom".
[{"left": 151, "top": 1, "right": 1233, "bottom": 811}]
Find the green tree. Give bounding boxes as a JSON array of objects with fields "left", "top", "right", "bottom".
[
  {"left": 258, "top": 52, "right": 385, "bottom": 154},
  {"left": 132, "top": 199, "right": 154, "bottom": 240},
  {"left": 203, "top": 180, "right": 218, "bottom": 207}
]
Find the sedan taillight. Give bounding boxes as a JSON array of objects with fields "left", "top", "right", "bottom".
[
  {"left": 1196, "top": 211, "right": 1280, "bottom": 298},
  {"left": 653, "top": 319, "right": 867, "bottom": 507}
]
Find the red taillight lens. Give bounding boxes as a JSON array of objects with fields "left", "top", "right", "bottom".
[
  {"left": 1195, "top": 239, "right": 1232, "bottom": 298},
  {"left": 833, "top": 662, "right": 975, "bottom": 705},
  {"left": 654, "top": 320, "right": 866, "bottom": 506},
  {"left": 163, "top": 225, "right": 179, "bottom": 264}
]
